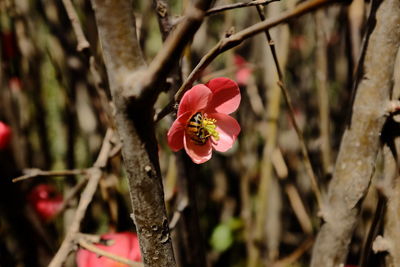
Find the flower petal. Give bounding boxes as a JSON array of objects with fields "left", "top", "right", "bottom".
[
  {"left": 206, "top": 77, "right": 241, "bottom": 114},
  {"left": 209, "top": 113, "right": 241, "bottom": 152},
  {"left": 184, "top": 134, "right": 212, "bottom": 164},
  {"left": 167, "top": 112, "right": 191, "bottom": 152},
  {"left": 178, "top": 84, "right": 212, "bottom": 117}
]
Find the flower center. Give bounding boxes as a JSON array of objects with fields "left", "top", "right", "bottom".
[{"left": 186, "top": 112, "right": 219, "bottom": 145}]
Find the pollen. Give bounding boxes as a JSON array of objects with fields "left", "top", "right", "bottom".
[{"left": 202, "top": 117, "right": 219, "bottom": 141}]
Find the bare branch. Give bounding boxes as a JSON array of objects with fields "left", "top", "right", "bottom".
[
  {"left": 48, "top": 129, "right": 114, "bottom": 267},
  {"left": 48, "top": 168, "right": 103, "bottom": 267},
  {"left": 134, "top": 0, "right": 213, "bottom": 101},
  {"left": 206, "top": 0, "right": 280, "bottom": 16},
  {"left": 154, "top": 0, "right": 341, "bottom": 122},
  {"left": 77, "top": 237, "right": 143, "bottom": 267},
  {"left": 311, "top": 0, "right": 400, "bottom": 265},
  {"left": 61, "top": 0, "right": 90, "bottom": 51},
  {"left": 152, "top": 0, "right": 172, "bottom": 41},
  {"left": 12, "top": 169, "right": 86, "bottom": 183}
]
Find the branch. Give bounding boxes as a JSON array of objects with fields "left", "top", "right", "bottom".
[
  {"left": 77, "top": 237, "right": 143, "bottom": 267},
  {"left": 310, "top": 0, "right": 400, "bottom": 265},
  {"left": 48, "top": 129, "right": 113, "bottom": 267},
  {"left": 90, "top": 0, "right": 185, "bottom": 266},
  {"left": 61, "top": 0, "right": 90, "bottom": 51},
  {"left": 154, "top": 0, "right": 342, "bottom": 122},
  {"left": 12, "top": 168, "right": 86, "bottom": 183},
  {"left": 48, "top": 168, "right": 103, "bottom": 267},
  {"left": 206, "top": 0, "right": 280, "bottom": 16},
  {"left": 152, "top": 0, "right": 172, "bottom": 41},
  {"left": 133, "top": 0, "right": 213, "bottom": 101}
]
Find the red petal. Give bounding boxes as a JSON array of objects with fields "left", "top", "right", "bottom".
[
  {"left": 183, "top": 134, "right": 212, "bottom": 164},
  {"left": 209, "top": 113, "right": 240, "bottom": 152},
  {"left": 206, "top": 77, "right": 241, "bottom": 114},
  {"left": 178, "top": 84, "right": 212, "bottom": 117},
  {"left": 167, "top": 112, "right": 191, "bottom": 152},
  {"left": 0, "top": 122, "right": 11, "bottom": 150}
]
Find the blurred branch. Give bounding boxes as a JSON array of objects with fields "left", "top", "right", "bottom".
[
  {"left": 152, "top": 0, "right": 172, "bottom": 41},
  {"left": 61, "top": 0, "right": 90, "bottom": 51},
  {"left": 77, "top": 237, "right": 143, "bottom": 267},
  {"left": 12, "top": 169, "right": 86, "bottom": 183},
  {"left": 251, "top": 4, "right": 287, "bottom": 264},
  {"left": 272, "top": 237, "right": 314, "bottom": 267},
  {"left": 49, "top": 129, "right": 113, "bottom": 267},
  {"left": 55, "top": 177, "right": 89, "bottom": 216},
  {"left": 315, "top": 11, "right": 332, "bottom": 175},
  {"left": 206, "top": 0, "right": 280, "bottom": 16},
  {"left": 272, "top": 148, "right": 313, "bottom": 233},
  {"left": 311, "top": 0, "right": 400, "bottom": 265},
  {"left": 49, "top": 169, "right": 102, "bottom": 267},
  {"left": 154, "top": 0, "right": 342, "bottom": 122}
]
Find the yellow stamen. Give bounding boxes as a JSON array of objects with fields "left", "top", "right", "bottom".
[{"left": 203, "top": 117, "right": 219, "bottom": 141}]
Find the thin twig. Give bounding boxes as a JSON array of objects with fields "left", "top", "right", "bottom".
[
  {"left": 134, "top": 0, "right": 213, "bottom": 101},
  {"left": 271, "top": 237, "right": 314, "bottom": 267},
  {"left": 12, "top": 169, "right": 86, "bottom": 183},
  {"left": 315, "top": 11, "right": 332, "bottom": 175},
  {"left": 48, "top": 130, "right": 114, "bottom": 267},
  {"left": 168, "top": 195, "right": 189, "bottom": 230},
  {"left": 154, "top": 0, "right": 339, "bottom": 122},
  {"left": 77, "top": 237, "right": 143, "bottom": 267},
  {"left": 55, "top": 177, "right": 89, "bottom": 216},
  {"left": 49, "top": 168, "right": 102, "bottom": 267},
  {"left": 206, "top": 0, "right": 280, "bottom": 16},
  {"left": 152, "top": 0, "right": 172, "bottom": 41},
  {"left": 255, "top": 1, "right": 322, "bottom": 209},
  {"left": 60, "top": 0, "right": 90, "bottom": 51},
  {"left": 278, "top": 80, "right": 323, "bottom": 208},
  {"left": 62, "top": 0, "right": 113, "bottom": 126}
]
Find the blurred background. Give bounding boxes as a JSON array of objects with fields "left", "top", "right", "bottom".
[{"left": 0, "top": 0, "right": 380, "bottom": 266}]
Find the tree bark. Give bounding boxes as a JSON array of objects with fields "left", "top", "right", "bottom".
[
  {"left": 90, "top": 1, "right": 176, "bottom": 266},
  {"left": 310, "top": 0, "right": 400, "bottom": 265}
]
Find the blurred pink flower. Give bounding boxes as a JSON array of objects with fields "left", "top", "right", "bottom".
[
  {"left": 0, "top": 121, "right": 11, "bottom": 150},
  {"left": 234, "top": 55, "right": 252, "bottom": 86},
  {"left": 76, "top": 232, "right": 141, "bottom": 267},
  {"left": 167, "top": 77, "right": 241, "bottom": 164},
  {"left": 28, "top": 184, "right": 63, "bottom": 221}
]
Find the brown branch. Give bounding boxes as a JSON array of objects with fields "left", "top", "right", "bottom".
[
  {"left": 152, "top": 0, "right": 172, "bottom": 41},
  {"left": 54, "top": 177, "right": 89, "bottom": 216},
  {"left": 154, "top": 0, "right": 342, "bottom": 122},
  {"left": 272, "top": 237, "right": 314, "bottom": 267},
  {"left": 310, "top": 0, "right": 400, "bottom": 265},
  {"left": 89, "top": 0, "right": 183, "bottom": 266},
  {"left": 12, "top": 169, "right": 86, "bottom": 183},
  {"left": 133, "top": 0, "right": 213, "bottom": 101},
  {"left": 206, "top": 0, "right": 280, "bottom": 16},
  {"left": 48, "top": 129, "right": 113, "bottom": 267},
  {"left": 48, "top": 168, "right": 103, "bottom": 267},
  {"left": 77, "top": 237, "right": 143, "bottom": 267},
  {"left": 60, "top": 0, "right": 90, "bottom": 51},
  {"left": 315, "top": 11, "right": 333, "bottom": 175}
]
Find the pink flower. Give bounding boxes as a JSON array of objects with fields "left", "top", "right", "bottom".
[
  {"left": 167, "top": 77, "right": 241, "bottom": 164},
  {"left": 0, "top": 121, "right": 11, "bottom": 150},
  {"left": 28, "top": 184, "right": 63, "bottom": 221},
  {"left": 234, "top": 55, "right": 252, "bottom": 86},
  {"left": 76, "top": 232, "right": 141, "bottom": 267}
]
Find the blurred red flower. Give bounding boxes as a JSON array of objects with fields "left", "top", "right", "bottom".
[
  {"left": 234, "top": 55, "right": 252, "bottom": 86},
  {"left": 28, "top": 184, "right": 63, "bottom": 221},
  {"left": 167, "top": 77, "right": 241, "bottom": 164},
  {"left": 76, "top": 232, "right": 141, "bottom": 267},
  {"left": 0, "top": 121, "right": 11, "bottom": 150}
]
